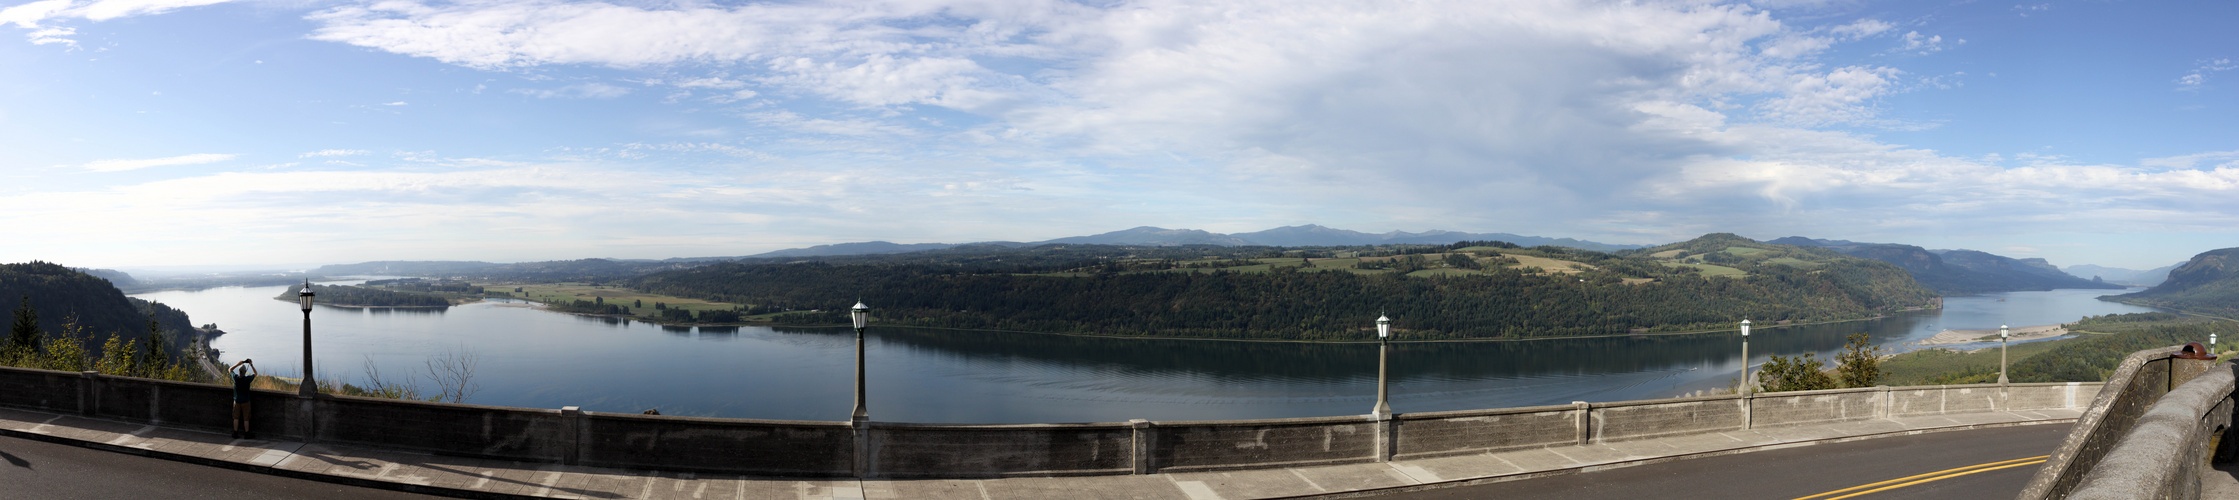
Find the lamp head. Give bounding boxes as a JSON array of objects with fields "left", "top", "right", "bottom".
[
  {"left": 2001, "top": 325, "right": 2009, "bottom": 339},
  {"left": 850, "top": 301, "right": 869, "bottom": 330},
  {"left": 298, "top": 281, "right": 315, "bottom": 312},
  {"left": 1740, "top": 319, "right": 1750, "bottom": 337},
  {"left": 1376, "top": 314, "right": 1391, "bottom": 339}
]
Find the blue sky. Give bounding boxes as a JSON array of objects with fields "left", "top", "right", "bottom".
[{"left": 2, "top": 0, "right": 2233, "bottom": 270}]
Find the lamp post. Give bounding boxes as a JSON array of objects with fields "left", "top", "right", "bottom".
[
  {"left": 1998, "top": 325, "right": 2010, "bottom": 385},
  {"left": 850, "top": 302, "right": 870, "bottom": 423},
  {"left": 298, "top": 281, "right": 317, "bottom": 397},
  {"left": 1739, "top": 319, "right": 1750, "bottom": 397},
  {"left": 1372, "top": 314, "right": 1393, "bottom": 419}
]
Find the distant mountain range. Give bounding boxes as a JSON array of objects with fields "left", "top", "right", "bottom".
[
  {"left": 1769, "top": 237, "right": 2121, "bottom": 294},
  {"left": 2107, "top": 247, "right": 2239, "bottom": 317},
  {"left": 749, "top": 225, "right": 1643, "bottom": 258},
  {"left": 2064, "top": 263, "right": 2181, "bottom": 287}
]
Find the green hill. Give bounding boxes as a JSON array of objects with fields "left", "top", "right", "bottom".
[
  {"left": 2106, "top": 247, "right": 2239, "bottom": 318},
  {"left": 1, "top": 261, "right": 199, "bottom": 358},
  {"left": 630, "top": 234, "right": 1938, "bottom": 340}
]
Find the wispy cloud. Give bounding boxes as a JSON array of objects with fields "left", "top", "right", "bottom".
[
  {"left": 2177, "top": 58, "right": 2234, "bottom": 91},
  {"left": 509, "top": 83, "right": 631, "bottom": 99},
  {"left": 78, "top": 153, "right": 236, "bottom": 172},
  {"left": 298, "top": 149, "right": 368, "bottom": 158}
]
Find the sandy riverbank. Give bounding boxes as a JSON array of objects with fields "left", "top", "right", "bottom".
[{"left": 1918, "top": 324, "right": 2067, "bottom": 346}]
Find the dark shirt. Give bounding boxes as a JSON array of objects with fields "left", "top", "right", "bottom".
[{"left": 231, "top": 372, "right": 253, "bottom": 403}]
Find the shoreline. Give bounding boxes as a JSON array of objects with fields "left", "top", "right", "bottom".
[
  {"left": 1916, "top": 324, "right": 2067, "bottom": 346},
  {"left": 512, "top": 300, "right": 1921, "bottom": 345}
]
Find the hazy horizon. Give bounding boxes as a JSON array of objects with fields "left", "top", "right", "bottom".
[{"left": 4, "top": 0, "right": 2233, "bottom": 270}]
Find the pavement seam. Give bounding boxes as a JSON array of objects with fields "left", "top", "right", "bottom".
[{"left": 1286, "top": 468, "right": 1328, "bottom": 492}]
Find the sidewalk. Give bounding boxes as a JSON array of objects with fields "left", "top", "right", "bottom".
[{"left": 0, "top": 405, "right": 2080, "bottom": 500}]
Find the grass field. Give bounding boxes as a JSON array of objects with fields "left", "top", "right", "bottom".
[
  {"left": 1721, "top": 246, "right": 1767, "bottom": 256},
  {"left": 1664, "top": 261, "right": 1747, "bottom": 277},
  {"left": 1648, "top": 249, "right": 1685, "bottom": 259},
  {"left": 1504, "top": 254, "right": 1590, "bottom": 274}
]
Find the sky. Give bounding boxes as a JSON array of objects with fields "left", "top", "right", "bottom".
[{"left": 2, "top": 0, "right": 2234, "bottom": 271}]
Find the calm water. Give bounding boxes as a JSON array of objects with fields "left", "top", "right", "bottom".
[{"left": 138, "top": 284, "right": 2158, "bottom": 423}]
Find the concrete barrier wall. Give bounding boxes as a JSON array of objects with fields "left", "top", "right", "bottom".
[
  {"left": 2006, "top": 383, "right": 2092, "bottom": 411},
  {"left": 0, "top": 365, "right": 2105, "bottom": 479},
  {"left": 0, "top": 367, "right": 80, "bottom": 413},
  {"left": 579, "top": 412, "right": 852, "bottom": 476},
  {"left": 2019, "top": 348, "right": 2191, "bottom": 500},
  {"left": 1393, "top": 405, "right": 1578, "bottom": 460},
  {"left": 1887, "top": 385, "right": 2004, "bottom": 416},
  {"left": 1750, "top": 388, "right": 1879, "bottom": 428},
  {"left": 317, "top": 396, "right": 571, "bottom": 462},
  {"left": 1150, "top": 416, "right": 1378, "bottom": 472},
  {"left": 871, "top": 422, "right": 1133, "bottom": 477},
  {"left": 1594, "top": 397, "right": 1746, "bottom": 442},
  {"left": 2067, "top": 362, "right": 2235, "bottom": 500}
]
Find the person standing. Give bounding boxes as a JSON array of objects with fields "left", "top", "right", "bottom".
[{"left": 229, "top": 359, "right": 257, "bottom": 439}]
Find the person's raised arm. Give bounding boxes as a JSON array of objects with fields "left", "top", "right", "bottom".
[
  {"left": 243, "top": 359, "right": 257, "bottom": 376},
  {"left": 230, "top": 359, "right": 247, "bottom": 370}
]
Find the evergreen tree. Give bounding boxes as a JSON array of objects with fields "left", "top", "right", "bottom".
[{"left": 8, "top": 295, "right": 40, "bottom": 355}]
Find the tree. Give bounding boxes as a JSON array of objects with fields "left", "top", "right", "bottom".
[
  {"left": 8, "top": 295, "right": 41, "bottom": 355},
  {"left": 1834, "top": 333, "right": 1882, "bottom": 388},
  {"left": 424, "top": 349, "right": 481, "bottom": 403},
  {"left": 1757, "top": 353, "right": 1835, "bottom": 393}
]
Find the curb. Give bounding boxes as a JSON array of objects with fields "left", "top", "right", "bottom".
[{"left": 0, "top": 424, "right": 539, "bottom": 500}]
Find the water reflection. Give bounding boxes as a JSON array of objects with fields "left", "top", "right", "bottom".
[{"left": 149, "top": 284, "right": 2157, "bottom": 423}]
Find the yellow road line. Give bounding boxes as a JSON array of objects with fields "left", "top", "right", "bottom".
[{"left": 1791, "top": 455, "right": 2049, "bottom": 500}]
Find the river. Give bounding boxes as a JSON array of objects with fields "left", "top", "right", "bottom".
[{"left": 134, "top": 284, "right": 2159, "bottom": 423}]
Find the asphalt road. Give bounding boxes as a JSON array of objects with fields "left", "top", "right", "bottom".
[
  {"left": 1390, "top": 423, "right": 2072, "bottom": 500},
  {"left": 0, "top": 434, "right": 440, "bottom": 500}
]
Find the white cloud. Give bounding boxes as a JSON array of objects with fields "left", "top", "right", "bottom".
[
  {"left": 671, "top": 77, "right": 744, "bottom": 89},
  {"left": 383, "top": 101, "right": 407, "bottom": 106},
  {"left": 299, "top": 149, "right": 369, "bottom": 158},
  {"left": 2177, "top": 58, "right": 2234, "bottom": 91},
  {"left": 0, "top": 0, "right": 74, "bottom": 28},
  {"left": 78, "top": 153, "right": 236, "bottom": 172},
  {"left": 1, "top": 0, "right": 237, "bottom": 28},
  {"left": 25, "top": 26, "right": 74, "bottom": 46},
  {"left": 73, "top": 0, "right": 232, "bottom": 22},
  {"left": 1892, "top": 31, "right": 1962, "bottom": 56},
  {"left": 510, "top": 82, "right": 631, "bottom": 99}
]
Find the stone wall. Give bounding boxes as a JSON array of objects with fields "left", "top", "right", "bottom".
[
  {"left": 0, "top": 365, "right": 2104, "bottom": 479},
  {"left": 578, "top": 412, "right": 852, "bottom": 476},
  {"left": 1392, "top": 405, "right": 1578, "bottom": 460},
  {"left": 2018, "top": 347, "right": 2199, "bottom": 500},
  {"left": 2064, "top": 362, "right": 2234, "bottom": 500}
]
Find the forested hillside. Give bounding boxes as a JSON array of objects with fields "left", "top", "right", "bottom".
[
  {"left": 1769, "top": 237, "right": 2119, "bottom": 294},
  {"left": 279, "top": 283, "right": 451, "bottom": 307},
  {"left": 0, "top": 261, "right": 197, "bottom": 357},
  {"left": 632, "top": 234, "right": 1937, "bottom": 340},
  {"left": 2106, "top": 247, "right": 2239, "bottom": 318}
]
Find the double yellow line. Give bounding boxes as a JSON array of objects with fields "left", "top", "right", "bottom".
[{"left": 1791, "top": 455, "right": 2050, "bottom": 500}]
